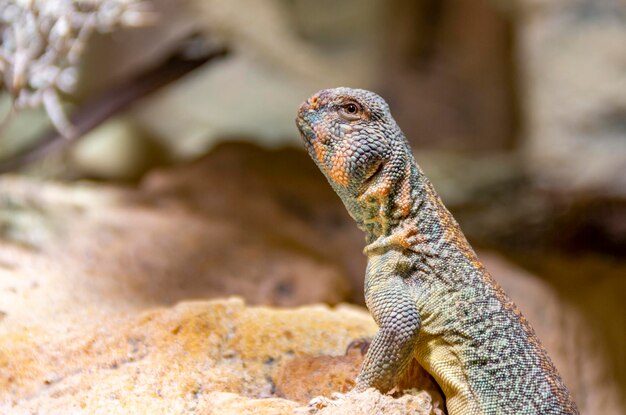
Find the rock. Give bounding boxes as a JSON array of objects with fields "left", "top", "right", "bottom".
[
  {"left": 377, "top": 0, "right": 517, "bottom": 151},
  {"left": 69, "top": 116, "right": 167, "bottom": 181},
  {"left": 130, "top": 56, "right": 322, "bottom": 159},
  {"left": 517, "top": 0, "right": 626, "bottom": 196},
  {"left": 0, "top": 298, "right": 440, "bottom": 414},
  {"left": 0, "top": 94, "right": 52, "bottom": 160},
  {"left": 75, "top": 0, "right": 200, "bottom": 100},
  {"left": 311, "top": 388, "right": 445, "bottom": 415},
  {"left": 275, "top": 340, "right": 367, "bottom": 403},
  {"left": 128, "top": 0, "right": 383, "bottom": 158},
  {"left": 0, "top": 143, "right": 357, "bottom": 334},
  {"left": 275, "top": 339, "right": 444, "bottom": 409}
]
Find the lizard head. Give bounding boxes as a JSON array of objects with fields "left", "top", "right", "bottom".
[{"left": 296, "top": 87, "right": 407, "bottom": 199}]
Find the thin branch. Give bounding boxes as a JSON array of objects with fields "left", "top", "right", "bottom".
[{"left": 0, "top": 49, "right": 228, "bottom": 174}]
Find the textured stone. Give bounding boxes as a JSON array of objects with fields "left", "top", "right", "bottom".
[
  {"left": 518, "top": 0, "right": 626, "bottom": 196},
  {"left": 312, "top": 388, "right": 445, "bottom": 415},
  {"left": 69, "top": 117, "right": 167, "bottom": 181},
  {"left": 0, "top": 144, "right": 356, "bottom": 335},
  {"left": 378, "top": 0, "right": 516, "bottom": 151},
  {"left": 275, "top": 341, "right": 366, "bottom": 403},
  {"left": 0, "top": 298, "right": 442, "bottom": 414},
  {"left": 275, "top": 339, "right": 444, "bottom": 408}
]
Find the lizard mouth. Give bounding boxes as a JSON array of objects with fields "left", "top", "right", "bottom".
[{"left": 295, "top": 117, "right": 313, "bottom": 145}]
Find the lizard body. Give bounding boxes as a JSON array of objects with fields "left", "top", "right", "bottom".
[{"left": 296, "top": 87, "right": 579, "bottom": 414}]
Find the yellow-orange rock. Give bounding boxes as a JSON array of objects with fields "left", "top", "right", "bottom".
[{"left": 0, "top": 298, "right": 442, "bottom": 414}]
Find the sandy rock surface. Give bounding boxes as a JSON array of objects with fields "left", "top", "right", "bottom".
[
  {"left": 0, "top": 297, "right": 445, "bottom": 414},
  {"left": 0, "top": 143, "right": 362, "bottom": 335}
]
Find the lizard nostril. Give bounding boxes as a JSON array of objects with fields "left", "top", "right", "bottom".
[{"left": 310, "top": 95, "right": 319, "bottom": 110}]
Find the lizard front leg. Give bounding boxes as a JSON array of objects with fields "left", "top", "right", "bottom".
[{"left": 355, "top": 258, "right": 421, "bottom": 393}]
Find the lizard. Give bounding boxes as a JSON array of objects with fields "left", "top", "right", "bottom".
[{"left": 295, "top": 87, "right": 579, "bottom": 415}]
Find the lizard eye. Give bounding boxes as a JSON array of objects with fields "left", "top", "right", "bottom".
[{"left": 340, "top": 102, "right": 362, "bottom": 121}]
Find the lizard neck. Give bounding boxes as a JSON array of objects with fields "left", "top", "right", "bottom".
[{"left": 348, "top": 155, "right": 470, "bottom": 256}]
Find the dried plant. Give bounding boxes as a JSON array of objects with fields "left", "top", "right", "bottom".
[{"left": 0, "top": 0, "right": 154, "bottom": 138}]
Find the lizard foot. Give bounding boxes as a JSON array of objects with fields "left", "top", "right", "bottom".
[
  {"left": 363, "top": 220, "right": 425, "bottom": 255},
  {"left": 397, "top": 221, "right": 426, "bottom": 248},
  {"left": 395, "top": 220, "right": 439, "bottom": 257}
]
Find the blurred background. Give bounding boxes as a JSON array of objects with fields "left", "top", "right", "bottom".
[{"left": 0, "top": 0, "right": 624, "bottom": 413}]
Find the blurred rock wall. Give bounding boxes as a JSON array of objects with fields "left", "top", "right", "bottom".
[
  {"left": 517, "top": 0, "right": 626, "bottom": 196},
  {"left": 376, "top": 0, "right": 518, "bottom": 151},
  {"left": 2, "top": 0, "right": 625, "bottom": 198},
  {"left": 61, "top": 0, "right": 519, "bottom": 159}
]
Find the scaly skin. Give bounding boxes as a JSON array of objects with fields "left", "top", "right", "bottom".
[{"left": 296, "top": 87, "right": 579, "bottom": 415}]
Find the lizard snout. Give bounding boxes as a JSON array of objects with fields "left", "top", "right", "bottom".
[{"left": 299, "top": 93, "right": 322, "bottom": 114}]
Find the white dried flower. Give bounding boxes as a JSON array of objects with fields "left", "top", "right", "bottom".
[{"left": 0, "top": 0, "right": 154, "bottom": 138}]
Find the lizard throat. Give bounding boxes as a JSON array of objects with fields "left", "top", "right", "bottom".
[
  {"left": 350, "top": 163, "right": 422, "bottom": 244},
  {"left": 350, "top": 161, "right": 459, "bottom": 258}
]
